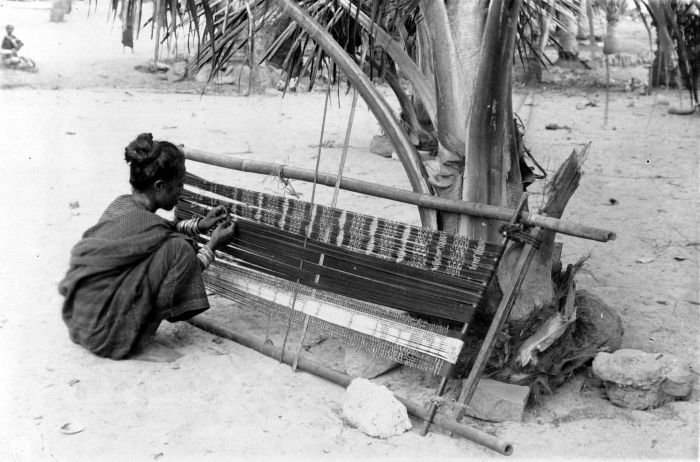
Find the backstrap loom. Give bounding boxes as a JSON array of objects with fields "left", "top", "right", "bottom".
[{"left": 176, "top": 172, "right": 504, "bottom": 376}]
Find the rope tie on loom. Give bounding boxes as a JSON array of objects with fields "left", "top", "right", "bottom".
[
  {"left": 500, "top": 223, "right": 542, "bottom": 248},
  {"left": 498, "top": 193, "right": 542, "bottom": 249}
]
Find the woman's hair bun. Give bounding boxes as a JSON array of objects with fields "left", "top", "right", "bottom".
[{"left": 124, "top": 133, "right": 159, "bottom": 165}]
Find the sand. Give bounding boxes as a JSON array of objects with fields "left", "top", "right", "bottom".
[{"left": 0, "top": 1, "right": 698, "bottom": 460}]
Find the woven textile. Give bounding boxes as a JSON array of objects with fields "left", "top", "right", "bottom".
[{"left": 176, "top": 175, "right": 503, "bottom": 323}]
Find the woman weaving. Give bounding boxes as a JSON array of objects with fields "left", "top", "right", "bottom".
[{"left": 59, "top": 133, "right": 235, "bottom": 360}]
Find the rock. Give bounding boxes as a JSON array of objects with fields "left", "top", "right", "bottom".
[
  {"left": 593, "top": 350, "right": 665, "bottom": 409},
  {"left": 194, "top": 64, "right": 213, "bottom": 83},
  {"left": 605, "top": 384, "right": 664, "bottom": 410},
  {"left": 211, "top": 66, "right": 237, "bottom": 85},
  {"left": 195, "top": 63, "right": 273, "bottom": 92},
  {"left": 369, "top": 135, "right": 394, "bottom": 158},
  {"left": 134, "top": 62, "right": 170, "bottom": 74},
  {"left": 592, "top": 349, "right": 693, "bottom": 410},
  {"left": 593, "top": 350, "right": 665, "bottom": 388},
  {"left": 166, "top": 61, "right": 189, "bottom": 82},
  {"left": 659, "top": 354, "right": 693, "bottom": 398},
  {"left": 224, "top": 63, "right": 249, "bottom": 85},
  {"left": 344, "top": 348, "right": 399, "bottom": 379},
  {"left": 171, "top": 61, "right": 188, "bottom": 76},
  {"left": 194, "top": 64, "right": 233, "bottom": 84},
  {"left": 462, "top": 379, "right": 530, "bottom": 423},
  {"left": 342, "top": 378, "right": 412, "bottom": 438}
]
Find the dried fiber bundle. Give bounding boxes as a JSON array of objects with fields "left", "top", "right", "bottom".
[{"left": 455, "top": 261, "right": 624, "bottom": 403}]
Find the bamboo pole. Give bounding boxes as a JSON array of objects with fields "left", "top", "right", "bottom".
[
  {"left": 183, "top": 147, "right": 616, "bottom": 243},
  {"left": 187, "top": 316, "right": 514, "bottom": 456}
]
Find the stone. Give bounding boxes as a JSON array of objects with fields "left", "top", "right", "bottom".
[
  {"left": 592, "top": 349, "right": 693, "bottom": 410},
  {"left": 659, "top": 354, "right": 693, "bottom": 398},
  {"left": 134, "top": 62, "right": 170, "bottom": 74},
  {"left": 194, "top": 63, "right": 234, "bottom": 84},
  {"left": 462, "top": 379, "right": 530, "bottom": 423},
  {"left": 194, "top": 63, "right": 273, "bottom": 92},
  {"left": 223, "top": 63, "right": 249, "bottom": 85},
  {"left": 166, "top": 61, "right": 189, "bottom": 82},
  {"left": 593, "top": 349, "right": 666, "bottom": 388},
  {"left": 341, "top": 378, "right": 412, "bottom": 438},
  {"left": 194, "top": 64, "right": 213, "bottom": 83},
  {"left": 171, "top": 61, "right": 188, "bottom": 76},
  {"left": 344, "top": 348, "right": 399, "bottom": 379},
  {"left": 603, "top": 382, "right": 663, "bottom": 410},
  {"left": 369, "top": 135, "right": 394, "bottom": 158}
]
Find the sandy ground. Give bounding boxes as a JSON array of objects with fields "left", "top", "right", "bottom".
[{"left": 0, "top": 1, "right": 698, "bottom": 461}]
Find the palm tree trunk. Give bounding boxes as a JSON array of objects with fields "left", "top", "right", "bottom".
[
  {"left": 419, "top": 0, "right": 467, "bottom": 157},
  {"left": 527, "top": 0, "right": 556, "bottom": 84},
  {"left": 577, "top": 3, "right": 589, "bottom": 39},
  {"left": 557, "top": 9, "right": 580, "bottom": 60},
  {"left": 418, "top": 0, "right": 484, "bottom": 231},
  {"left": 446, "top": 0, "right": 485, "bottom": 109},
  {"left": 462, "top": 0, "right": 524, "bottom": 242},
  {"left": 50, "top": 0, "right": 69, "bottom": 22}
]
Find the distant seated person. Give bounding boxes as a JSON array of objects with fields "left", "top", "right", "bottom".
[
  {"left": 59, "top": 133, "right": 236, "bottom": 361},
  {"left": 2, "top": 24, "right": 35, "bottom": 70}
]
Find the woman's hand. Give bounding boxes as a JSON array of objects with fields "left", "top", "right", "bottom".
[
  {"left": 207, "top": 220, "right": 236, "bottom": 251},
  {"left": 198, "top": 205, "right": 229, "bottom": 232}
]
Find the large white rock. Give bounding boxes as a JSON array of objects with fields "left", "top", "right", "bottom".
[{"left": 342, "top": 378, "right": 412, "bottom": 438}]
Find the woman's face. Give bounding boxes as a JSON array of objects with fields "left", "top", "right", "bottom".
[{"left": 158, "top": 169, "right": 186, "bottom": 211}]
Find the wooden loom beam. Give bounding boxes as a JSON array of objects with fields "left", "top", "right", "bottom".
[
  {"left": 187, "top": 316, "right": 514, "bottom": 456},
  {"left": 183, "top": 147, "right": 616, "bottom": 243}
]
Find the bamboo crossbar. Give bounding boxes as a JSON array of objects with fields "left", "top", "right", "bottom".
[{"left": 183, "top": 147, "right": 616, "bottom": 243}]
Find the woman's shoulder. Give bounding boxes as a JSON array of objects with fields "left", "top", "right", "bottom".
[{"left": 84, "top": 195, "right": 172, "bottom": 240}]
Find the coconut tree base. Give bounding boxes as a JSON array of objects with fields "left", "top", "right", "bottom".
[{"left": 498, "top": 146, "right": 588, "bottom": 322}]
